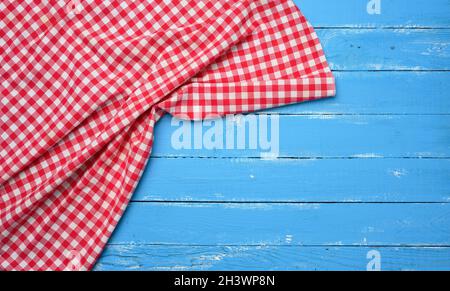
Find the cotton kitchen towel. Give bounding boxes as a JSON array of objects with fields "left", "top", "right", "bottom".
[{"left": 0, "top": 0, "right": 335, "bottom": 270}]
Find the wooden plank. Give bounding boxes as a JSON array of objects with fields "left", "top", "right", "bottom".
[
  {"left": 95, "top": 245, "right": 450, "bottom": 271},
  {"left": 108, "top": 203, "right": 450, "bottom": 245},
  {"left": 261, "top": 72, "right": 450, "bottom": 114},
  {"left": 316, "top": 29, "right": 450, "bottom": 71},
  {"left": 151, "top": 115, "right": 450, "bottom": 158},
  {"left": 132, "top": 158, "right": 450, "bottom": 202},
  {"left": 295, "top": 0, "right": 450, "bottom": 28}
]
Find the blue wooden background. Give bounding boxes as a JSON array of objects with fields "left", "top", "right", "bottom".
[{"left": 94, "top": 0, "right": 450, "bottom": 270}]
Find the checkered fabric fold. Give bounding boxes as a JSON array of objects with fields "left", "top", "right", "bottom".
[{"left": 0, "top": 0, "right": 335, "bottom": 270}]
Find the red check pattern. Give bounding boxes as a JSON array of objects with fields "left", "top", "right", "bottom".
[{"left": 0, "top": 0, "right": 335, "bottom": 270}]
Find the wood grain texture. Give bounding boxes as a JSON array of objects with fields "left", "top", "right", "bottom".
[
  {"left": 95, "top": 245, "right": 450, "bottom": 271},
  {"left": 108, "top": 203, "right": 450, "bottom": 246},
  {"left": 132, "top": 157, "right": 450, "bottom": 202},
  {"left": 295, "top": 0, "right": 450, "bottom": 28},
  {"left": 151, "top": 114, "right": 450, "bottom": 158},
  {"left": 316, "top": 29, "right": 450, "bottom": 71}
]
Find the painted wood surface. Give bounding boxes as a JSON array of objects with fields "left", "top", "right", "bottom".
[
  {"left": 316, "top": 29, "right": 450, "bottom": 71},
  {"left": 151, "top": 114, "right": 450, "bottom": 158},
  {"left": 96, "top": 0, "right": 450, "bottom": 270},
  {"left": 132, "top": 158, "right": 450, "bottom": 202},
  {"left": 107, "top": 203, "right": 450, "bottom": 245},
  {"left": 96, "top": 246, "right": 450, "bottom": 271}
]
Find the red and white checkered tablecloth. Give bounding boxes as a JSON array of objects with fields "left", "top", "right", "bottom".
[{"left": 0, "top": 0, "right": 335, "bottom": 270}]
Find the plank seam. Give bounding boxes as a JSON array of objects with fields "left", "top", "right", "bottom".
[
  {"left": 104, "top": 243, "right": 450, "bottom": 248},
  {"left": 129, "top": 201, "right": 450, "bottom": 204},
  {"left": 332, "top": 70, "right": 450, "bottom": 72},
  {"left": 315, "top": 27, "right": 450, "bottom": 30},
  {"left": 150, "top": 156, "right": 450, "bottom": 159}
]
